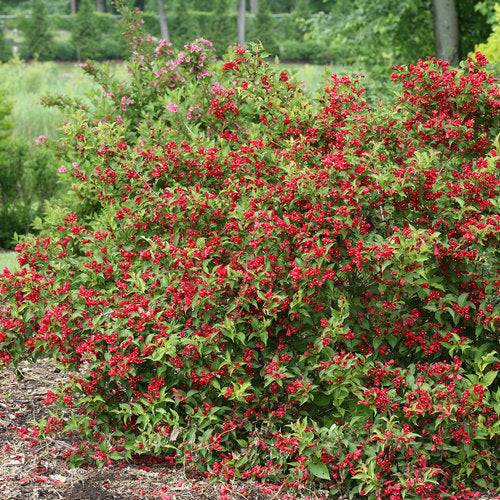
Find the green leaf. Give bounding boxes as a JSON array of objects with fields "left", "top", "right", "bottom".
[
  {"left": 474, "top": 478, "right": 487, "bottom": 489},
  {"left": 482, "top": 370, "right": 498, "bottom": 388},
  {"left": 312, "top": 391, "right": 332, "bottom": 407},
  {"left": 308, "top": 460, "right": 330, "bottom": 480},
  {"left": 457, "top": 292, "right": 468, "bottom": 308}
]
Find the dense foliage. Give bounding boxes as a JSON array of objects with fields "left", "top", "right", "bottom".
[
  {"left": 475, "top": 3, "right": 500, "bottom": 65},
  {"left": 208, "top": 0, "right": 237, "bottom": 58},
  {"left": 71, "top": 0, "right": 103, "bottom": 62},
  {"left": 0, "top": 27, "right": 13, "bottom": 63},
  {"left": 19, "top": 0, "right": 55, "bottom": 61},
  {"left": 0, "top": 0, "right": 496, "bottom": 68},
  {"left": 0, "top": 8, "right": 499, "bottom": 499}
]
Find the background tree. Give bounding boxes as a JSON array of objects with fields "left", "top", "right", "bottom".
[
  {"left": 250, "top": 0, "right": 278, "bottom": 54},
  {"left": 72, "top": 0, "right": 102, "bottom": 60},
  {"left": 208, "top": 0, "right": 236, "bottom": 57},
  {"left": 157, "top": 0, "right": 169, "bottom": 40},
  {"left": 288, "top": 0, "right": 309, "bottom": 40},
  {"left": 238, "top": 0, "right": 246, "bottom": 46},
  {"left": 96, "top": 0, "right": 106, "bottom": 12},
  {"left": 0, "top": 0, "right": 29, "bottom": 14},
  {"left": 474, "top": 3, "right": 500, "bottom": 63},
  {"left": 457, "top": 0, "right": 495, "bottom": 58},
  {"left": 172, "top": 0, "right": 198, "bottom": 49},
  {"left": 433, "top": 0, "right": 460, "bottom": 65},
  {"left": 21, "top": 0, "right": 55, "bottom": 61}
]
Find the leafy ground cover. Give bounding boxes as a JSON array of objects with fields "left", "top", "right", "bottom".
[
  {"left": 0, "top": 4, "right": 499, "bottom": 499},
  {"left": 0, "top": 361, "right": 496, "bottom": 499}
]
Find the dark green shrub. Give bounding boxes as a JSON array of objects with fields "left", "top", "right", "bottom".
[
  {"left": 0, "top": 94, "right": 60, "bottom": 248},
  {"left": 0, "top": 27, "right": 13, "bottom": 62},
  {"left": 280, "top": 38, "right": 330, "bottom": 63},
  {"left": 17, "top": 43, "right": 30, "bottom": 61},
  {"left": 101, "top": 38, "right": 125, "bottom": 60},
  {"left": 286, "top": 0, "right": 309, "bottom": 39},
  {"left": 53, "top": 40, "right": 76, "bottom": 61},
  {"left": 140, "top": 11, "right": 161, "bottom": 38},
  {"left": 249, "top": 0, "right": 279, "bottom": 56},
  {"left": 51, "top": 13, "right": 73, "bottom": 31},
  {"left": 95, "top": 12, "right": 120, "bottom": 35},
  {"left": 71, "top": 0, "right": 102, "bottom": 61},
  {"left": 20, "top": 0, "right": 55, "bottom": 61},
  {"left": 171, "top": 0, "right": 199, "bottom": 50},
  {"left": 0, "top": 205, "right": 32, "bottom": 249},
  {"left": 208, "top": 0, "right": 237, "bottom": 57}
]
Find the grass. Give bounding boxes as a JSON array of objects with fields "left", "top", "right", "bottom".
[
  {"left": 0, "top": 251, "right": 18, "bottom": 272},
  {"left": 0, "top": 60, "right": 98, "bottom": 141},
  {"left": 284, "top": 62, "right": 349, "bottom": 94},
  {"left": 0, "top": 60, "right": 129, "bottom": 142}
]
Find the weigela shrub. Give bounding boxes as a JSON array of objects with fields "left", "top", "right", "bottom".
[{"left": 0, "top": 7, "right": 499, "bottom": 499}]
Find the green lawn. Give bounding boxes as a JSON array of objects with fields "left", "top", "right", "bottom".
[
  {"left": 285, "top": 62, "right": 349, "bottom": 94},
  {"left": 0, "top": 61, "right": 126, "bottom": 141},
  {"left": 0, "top": 251, "right": 18, "bottom": 272}
]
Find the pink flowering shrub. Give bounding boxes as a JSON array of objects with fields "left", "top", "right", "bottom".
[{"left": 1, "top": 7, "right": 499, "bottom": 499}]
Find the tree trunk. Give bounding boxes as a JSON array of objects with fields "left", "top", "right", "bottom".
[
  {"left": 238, "top": 0, "right": 246, "bottom": 45},
  {"left": 96, "top": 0, "right": 105, "bottom": 12},
  {"left": 157, "top": 0, "right": 170, "bottom": 41},
  {"left": 250, "top": 0, "right": 257, "bottom": 15},
  {"left": 71, "top": 0, "right": 77, "bottom": 14},
  {"left": 433, "top": 0, "right": 460, "bottom": 65}
]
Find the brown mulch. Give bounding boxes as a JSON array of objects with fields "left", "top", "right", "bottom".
[{"left": 0, "top": 359, "right": 279, "bottom": 500}]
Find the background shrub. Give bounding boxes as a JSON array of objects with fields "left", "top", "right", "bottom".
[
  {"left": 0, "top": 93, "right": 60, "bottom": 248},
  {"left": 0, "top": 27, "right": 13, "bottom": 62},
  {"left": 53, "top": 40, "right": 76, "bottom": 61},
  {"left": 207, "top": 0, "right": 237, "bottom": 57},
  {"left": 51, "top": 13, "right": 73, "bottom": 32},
  {"left": 71, "top": 0, "right": 102, "bottom": 61},
  {"left": 138, "top": 10, "right": 161, "bottom": 38},
  {"left": 171, "top": 0, "right": 199, "bottom": 50},
  {"left": 280, "top": 38, "right": 330, "bottom": 63},
  {"left": 100, "top": 38, "right": 125, "bottom": 60},
  {"left": 248, "top": 0, "right": 279, "bottom": 56}
]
